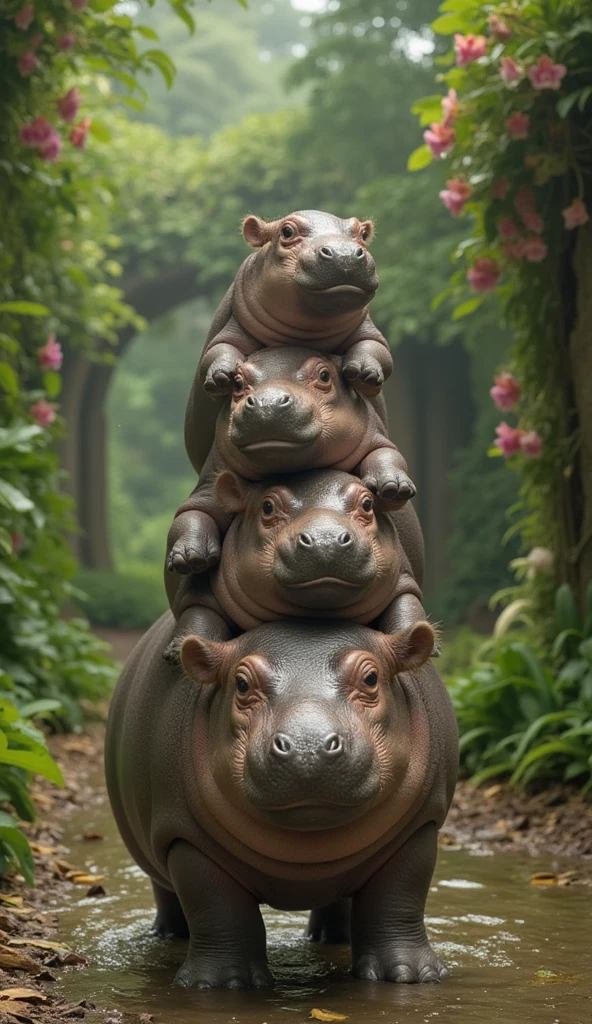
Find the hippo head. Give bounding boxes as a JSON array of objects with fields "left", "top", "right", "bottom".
[
  {"left": 221, "top": 347, "right": 369, "bottom": 473},
  {"left": 181, "top": 619, "right": 434, "bottom": 831},
  {"left": 243, "top": 210, "right": 378, "bottom": 319},
  {"left": 214, "top": 470, "right": 400, "bottom": 623}
]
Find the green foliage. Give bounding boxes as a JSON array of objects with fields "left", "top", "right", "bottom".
[
  {"left": 448, "top": 584, "right": 592, "bottom": 789},
  {"left": 74, "top": 567, "right": 167, "bottom": 631}
]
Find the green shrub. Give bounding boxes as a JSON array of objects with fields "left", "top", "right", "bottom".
[{"left": 74, "top": 565, "right": 167, "bottom": 631}]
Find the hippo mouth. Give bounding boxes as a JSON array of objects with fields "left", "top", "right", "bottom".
[
  {"left": 261, "top": 800, "right": 367, "bottom": 831},
  {"left": 310, "top": 284, "right": 376, "bottom": 297},
  {"left": 238, "top": 439, "right": 311, "bottom": 452},
  {"left": 289, "top": 576, "right": 360, "bottom": 589}
]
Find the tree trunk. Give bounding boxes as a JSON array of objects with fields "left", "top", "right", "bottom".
[{"left": 568, "top": 222, "right": 592, "bottom": 608}]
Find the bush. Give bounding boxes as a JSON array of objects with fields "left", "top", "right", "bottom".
[{"left": 74, "top": 566, "right": 167, "bottom": 631}]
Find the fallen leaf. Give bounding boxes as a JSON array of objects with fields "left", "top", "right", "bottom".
[
  {"left": 8, "top": 939, "right": 71, "bottom": 954},
  {"left": 484, "top": 784, "right": 502, "bottom": 799},
  {"left": 0, "top": 947, "right": 39, "bottom": 974},
  {"left": 557, "top": 870, "right": 578, "bottom": 886},
  {"left": 0, "top": 1000, "right": 34, "bottom": 1019},
  {"left": 81, "top": 831, "right": 104, "bottom": 842},
  {"left": 310, "top": 1011, "right": 348, "bottom": 1022},
  {"left": 67, "top": 874, "right": 106, "bottom": 886},
  {"left": 534, "top": 969, "right": 582, "bottom": 984},
  {"left": 29, "top": 843, "right": 58, "bottom": 857},
  {"left": 44, "top": 950, "right": 87, "bottom": 968},
  {"left": 0, "top": 989, "right": 46, "bottom": 1004},
  {"left": 529, "top": 872, "right": 557, "bottom": 886},
  {"left": 54, "top": 860, "right": 77, "bottom": 877},
  {"left": 0, "top": 896, "right": 23, "bottom": 909}
]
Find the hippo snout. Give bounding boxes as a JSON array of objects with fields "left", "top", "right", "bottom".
[
  {"left": 295, "top": 235, "right": 379, "bottom": 304},
  {"left": 230, "top": 386, "right": 321, "bottom": 452}
]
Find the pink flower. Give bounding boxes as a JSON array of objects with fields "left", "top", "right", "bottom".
[
  {"left": 497, "top": 217, "right": 518, "bottom": 238},
  {"left": 501, "top": 239, "right": 527, "bottom": 261},
  {"left": 494, "top": 422, "right": 523, "bottom": 458},
  {"left": 57, "top": 87, "right": 81, "bottom": 123},
  {"left": 423, "top": 122, "right": 455, "bottom": 159},
  {"left": 527, "top": 54, "right": 567, "bottom": 91},
  {"left": 492, "top": 177, "right": 509, "bottom": 200},
  {"left": 467, "top": 256, "right": 502, "bottom": 293},
  {"left": 522, "top": 211, "right": 544, "bottom": 234},
  {"left": 30, "top": 32, "right": 43, "bottom": 49},
  {"left": 11, "top": 533, "right": 24, "bottom": 554},
  {"left": 519, "top": 430, "right": 543, "bottom": 458},
  {"left": 58, "top": 31, "right": 76, "bottom": 50},
  {"left": 71, "top": 0, "right": 88, "bottom": 7},
  {"left": 441, "top": 88, "right": 459, "bottom": 127},
  {"left": 38, "top": 128, "right": 62, "bottom": 162},
  {"left": 500, "top": 56, "right": 522, "bottom": 84},
  {"left": 30, "top": 399, "right": 56, "bottom": 428},
  {"left": 38, "top": 333, "right": 63, "bottom": 371},
  {"left": 562, "top": 198, "right": 589, "bottom": 230},
  {"left": 69, "top": 116, "right": 91, "bottom": 149},
  {"left": 15, "top": 3, "right": 34, "bottom": 29},
  {"left": 490, "top": 371, "right": 521, "bottom": 411},
  {"left": 505, "top": 112, "right": 530, "bottom": 140},
  {"left": 454, "top": 33, "right": 487, "bottom": 66},
  {"left": 439, "top": 177, "right": 471, "bottom": 217},
  {"left": 489, "top": 14, "right": 511, "bottom": 40},
  {"left": 523, "top": 236, "right": 548, "bottom": 262},
  {"left": 20, "top": 115, "right": 53, "bottom": 147},
  {"left": 18, "top": 50, "right": 38, "bottom": 76},
  {"left": 514, "top": 187, "right": 536, "bottom": 214}
]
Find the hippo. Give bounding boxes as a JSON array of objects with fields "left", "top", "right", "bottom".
[
  {"left": 105, "top": 613, "right": 458, "bottom": 989},
  {"left": 165, "top": 470, "right": 428, "bottom": 661},
  {"left": 167, "top": 347, "right": 417, "bottom": 579}
]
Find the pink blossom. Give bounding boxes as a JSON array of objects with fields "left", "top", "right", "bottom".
[
  {"left": 500, "top": 56, "right": 522, "bottom": 84},
  {"left": 523, "top": 236, "right": 548, "bottom": 262},
  {"left": 467, "top": 256, "right": 502, "bottom": 293},
  {"left": 58, "top": 31, "right": 76, "bottom": 50},
  {"left": 15, "top": 3, "right": 34, "bottom": 29},
  {"left": 454, "top": 33, "right": 487, "bottom": 66},
  {"left": 492, "top": 177, "right": 509, "bottom": 200},
  {"left": 20, "top": 115, "right": 53, "bottom": 147},
  {"left": 488, "top": 14, "right": 511, "bottom": 40},
  {"left": 519, "top": 430, "right": 543, "bottom": 458},
  {"left": 38, "top": 333, "right": 63, "bottom": 371},
  {"left": 57, "top": 87, "right": 81, "bottom": 123},
  {"left": 497, "top": 217, "right": 518, "bottom": 238},
  {"left": 439, "top": 177, "right": 471, "bottom": 217},
  {"left": 71, "top": 0, "right": 88, "bottom": 7},
  {"left": 423, "top": 122, "right": 455, "bottom": 159},
  {"left": 514, "top": 187, "right": 536, "bottom": 214},
  {"left": 522, "top": 210, "right": 544, "bottom": 234},
  {"left": 505, "top": 112, "right": 530, "bottom": 140},
  {"left": 490, "top": 371, "right": 521, "bottom": 411},
  {"left": 30, "top": 32, "right": 43, "bottom": 49},
  {"left": 501, "top": 239, "right": 527, "bottom": 261},
  {"left": 562, "top": 198, "right": 589, "bottom": 230},
  {"left": 11, "top": 533, "right": 24, "bottom": 554},
  {"left": 18, "top": 50, "right": 38, "bottom": 76},
  {"left": 527, "top": 54, "right": 567, "bottom": 91},
  {"left": 69, "top": 116, "right": 91, "bottom": 149},
  {"left": 441, "top": 88, "right": 459, "bottom": 127},
  {"left": 494, "top": 422, "right": 523, "bottom": 458},
  {"left": 38, "top": 128, "right": 62, "bottom": 162},
  {"left": 30, "top": 400, "right": 56, "bottom": 428}
]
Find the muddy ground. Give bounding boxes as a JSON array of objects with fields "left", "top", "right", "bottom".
[{"left": 1, "top": 631, "right": 591, "bottom": 1024}]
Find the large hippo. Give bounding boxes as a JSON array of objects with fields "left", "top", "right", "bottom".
[
  {"left": 168, "top": 346, "right": 417, "bottom": 577},
  {"left": 165, "top": 470, "right": 427, "bottom": 661},
  {"left": 105, "top": 613, "right": 458, "bottom": 989}
]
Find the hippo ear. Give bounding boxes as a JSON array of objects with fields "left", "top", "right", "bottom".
[
  {"left": 384, "top": 621, "right": 436, "bottom": 674},
  {"left": 181, "top": 636, "right": 229, "bottom": 685},
  {"left": 215, "top": 471, "right": 250, "bottom": 513},
  {"left": 359, "top": 219, "right": 374, "bottom": 244},
  {"left": 242, "top": 215, "right": 274, "bottom": 248}
]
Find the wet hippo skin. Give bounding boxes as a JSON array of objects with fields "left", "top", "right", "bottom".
[
  {"left": 167, "top": 346, "right": 417, "bottom": 579},
  {"left": 104, "top": 613, "right": 458, "bottom": 989}
]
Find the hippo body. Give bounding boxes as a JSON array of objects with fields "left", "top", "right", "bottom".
[
  {"left": 167, "top": 347, "right": 417, "bottom": 580},
  {"left": 105, "top": 613, "right": 458, "bottom": 989}
]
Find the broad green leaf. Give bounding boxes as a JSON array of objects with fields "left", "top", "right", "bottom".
[
  {"left": 0, "top": 301, "right": 49, "bottom": 317},
  {"left": 43, "top": 371, "right": 62, "bottom": 399},
  {"left": 557, "top": 91, "right": 584, "bottom": 118},
  {"left": 134, "top": 24, "right": 160, "bottom": 40},
  {"left": 0, "top": 811, "right": 35, "bottom": 885},
  {"left": 0, "top": 699, "right": 19, "bottom": 724},
  {"left": 89, "top": 120, "right": 113, "bottom": 143},
  {"left": 0, "top": 363, "right": 18, "bottom": 395},
  {"left": 438, "top": 0, "right": 481, "bottom": 10},
  {"left": 431, "top": 13, "right": 470, "bottom": 34},
  {"left": 19, "top": 699, "right": 62, "bottom": 718},
  {"left": 143, "top": 49, "right": 176, "bottom": 89},
  {"left": 407, "top": 145, "right": 433, "bottom": 171},
  {"left": 0, "top": 424, "right": 42, "bottom": 450},
  {"left": 0, "top": 480, "right": 34, "bottom": 512},
  {"left": 452, "top": 296, "right": 484, "bottom": 320}
]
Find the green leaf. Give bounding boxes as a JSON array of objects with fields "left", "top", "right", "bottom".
[
  {"left": 557, "top": 91, "right": 584, "bottom": 118},
  {"left": 407, "top": 145, "right": 433, "bottom": 171},
  {"left": 168, "top": 2, "right": 196, "bottom": 34},
  {"left": 19, "top": 699, "right": 62, "bottom": 718},
  {"left": 431, "top": 13, "right": 470, "bottom": 34},
  {"left": 43, "top": 371, "right": 62, "bottom": 399},
  {"left": 134, "top": 24, "right": 160, "bottom": 39},
  {"left": 0, "top": 363, "right": 18, "bottom": 395},
  {"left": 143, "top": 49, "right": 176, "bottom": 89},
  {"left": 0, "top": 811, "right": 35, "bottom": 885},
  {"left": 438, "top": 0, "right": 481, "bottom": 10},
  {"left": 0, "top": 480, "right": 34, "bottom": 513},
  {"left": 0, "top": 301, "right": 50, "bottom": 317},
  {"left": 452, "top": 296, "right": 484, "bottom": 320},
  {"left": 0, "top": 424, "right": 42, "bottom": 450},
  {"left": 555, "top": 583, "right": 581, "bottom": 633},
  {"left": 89, "top": 120, "right": 113, "bottom": 144},
  {"left": 0, "top": 699, "right": 20, "bottom": 724},
  {"left": 511, "top": 741, "right": 585, "bottom": 785}
]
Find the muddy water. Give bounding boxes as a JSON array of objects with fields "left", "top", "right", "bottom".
[{"left": 55, "top": 790, "right": 592, "bottom": 1024}]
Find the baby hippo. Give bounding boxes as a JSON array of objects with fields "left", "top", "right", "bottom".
[
  {"left": 105, "top": 614, "right": 458, "bottom": 990},
  {"left": 166, "top": 471, "right": 425, "bottom": 652},
  {"left": 168, "top": 346, "right": 416, "bottom": 578}
]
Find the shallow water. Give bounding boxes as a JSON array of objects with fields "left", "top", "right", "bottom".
[{"left": 54, "top": 790, "right": 592, "bottom": 1024}]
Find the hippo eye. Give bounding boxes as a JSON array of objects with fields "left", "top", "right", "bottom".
[
  {"left": 262, "top": 499, "right": 274, "bottom": 516},
  {"left": 364, "top": 670, "right": 378, "bottom": 688},
  {"left": 281, "top": 223, "right": 295, "bottom": 239},
  {"left": 318, "top": 368, "right": 331, "bottom": 384},
  {"left": 361, "top": 496, "right": 374, "bottom": 513},
  {"left": 233, "top": 376, "right": 244, "bottom": 393},
  {"left": 235, "top": 675, "right": 250, "bottom": 695}
]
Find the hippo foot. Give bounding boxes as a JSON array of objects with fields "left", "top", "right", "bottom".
[
  {"left": 174, "top": 957, "right": 273, "bottom": 990},
  {"left": 362, "top": 470, "right": 417, "bottom": 507},
  {"left": 202, "top": 363, "right": 238, "bottom": 396},
  {"left": 167, "top": 536, "right": 221, "bottom": 575},
  {"left": 342, "top": 355, "right": 384, "bottom": 392},
  {"left": 352, "top": 941, "right": 449, "bottom": 984},
  {"left": 163, "top": 635, "right": 183, "bottom": 665}
]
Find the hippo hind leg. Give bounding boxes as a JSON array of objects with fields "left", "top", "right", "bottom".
[
  {"left": 151, "top": 881, "right": 189, "bottom": 939},
  {"left": 306, "top": 899, "right": 351, "bottom": 944}
]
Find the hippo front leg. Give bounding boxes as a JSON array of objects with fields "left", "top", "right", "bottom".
[
  {"left": 168, "top": 840, "right": 273, "bottom": 989},
  {"left": 342, "top": 339, "right": 392, "bottom": 395},
  {"left": 167, "top": 510, "right": 221, "bottom": 575},
  {"left": 359, "top": 447, "right": 417, "bottom": 508},
  {"left": 351, "top": 822, "right": 448, "bottom": 984}
]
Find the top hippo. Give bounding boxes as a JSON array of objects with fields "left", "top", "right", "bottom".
[{"left": 190, "top": 211, "right": 390, "bottom": 461}]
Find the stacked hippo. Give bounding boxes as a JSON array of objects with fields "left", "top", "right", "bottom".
[{"left": 105, "top": 211, "right": 459, "bottom": 990}]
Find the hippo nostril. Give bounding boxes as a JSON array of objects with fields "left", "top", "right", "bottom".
[
  {"left": 355, "top": 246, "right": 365, "bottom": 258},
  {"left": 319, "top": 245, "right": 334, "bottom": 260},
  {"left": 277, "top": 392, "right": 293, "bottom": 407},
  {"left": 298, "top": 532, "right": 314, "bottom": 548},
  {"left": 245, "top": 395, "right": 256, "bottom": 409},
  {"left": 322, "top": 733, "right": 344, "bottom": 757},
  {"left": 272, "top": 734, "right": 292, "bottom": 758},
  {"left": 338, "top": 531, "right": 352, "bottom": 547}
]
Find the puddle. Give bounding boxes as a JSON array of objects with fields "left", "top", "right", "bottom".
[{"left": 54, "top": 785, "right": 592, "bottom": 1023}]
